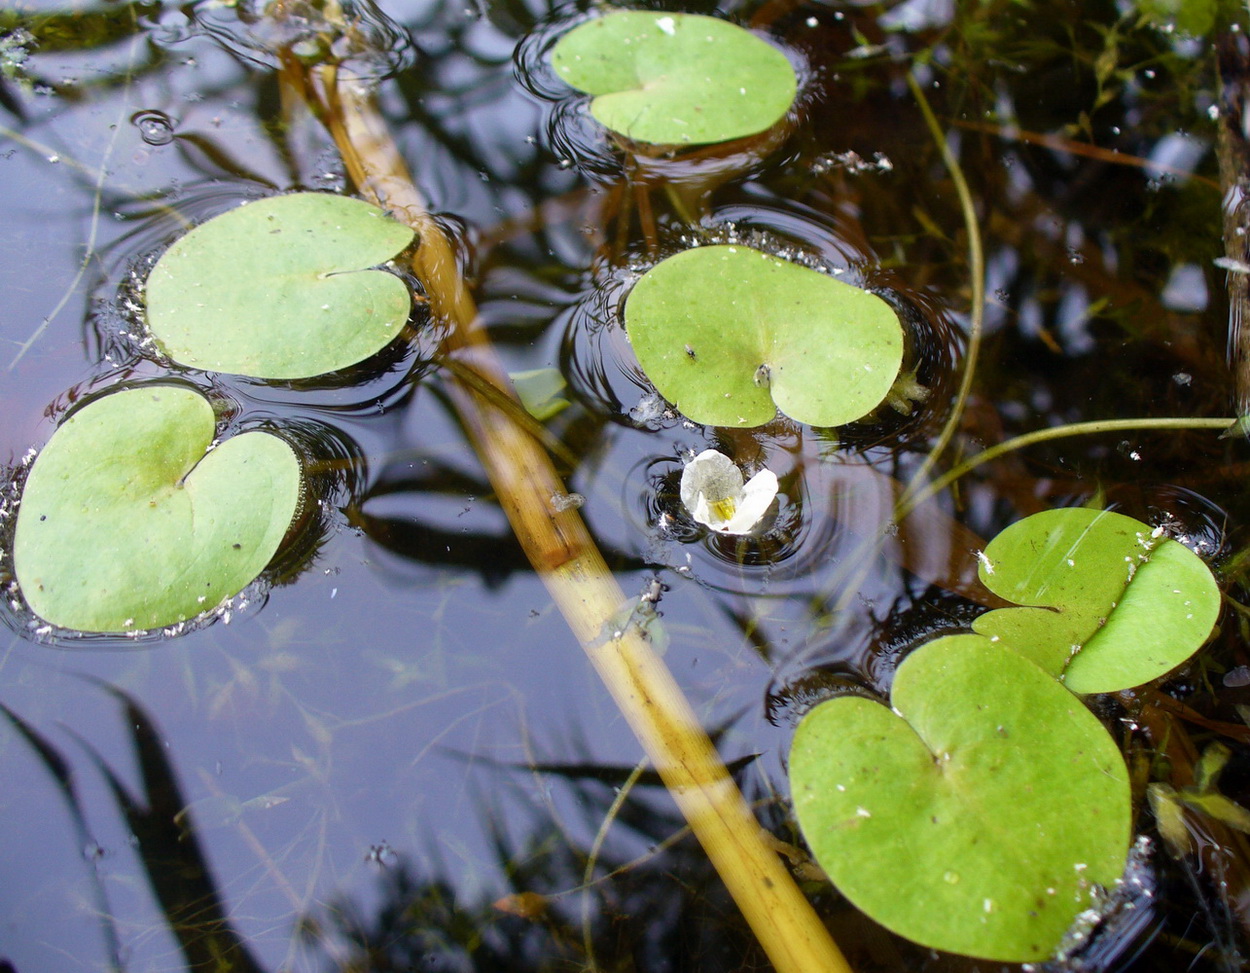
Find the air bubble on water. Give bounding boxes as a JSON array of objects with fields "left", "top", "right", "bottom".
[{"left": 131, "top": 109, "right": 175, "bottom": 147}]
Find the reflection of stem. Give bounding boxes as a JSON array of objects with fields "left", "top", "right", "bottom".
[
  {"left": 300, "top": 65, "right": 851, "bottom": 973},
  {"left": 900, "top": 71, "right": 985, "bottom": 505},
  {"left": 897, "top": 417, "right": 1236, "bottom": 520}
]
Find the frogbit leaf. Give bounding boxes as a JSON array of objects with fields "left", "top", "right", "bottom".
[
  {"left": 973, "top": 508, "right": 1220, "bottom": 694},
  {"left": 549, "top": 10, "right": 797, "bottom": 146},
  {"left": 625, "top": 245, "right": 903, "bottom": 427},
  {"left": 790, "top": 635, "right": 1130, "bottom": 962},
  {"left": 14, "top": 385, "right": 300, "bottom": 633},
  {"left": 145, "top": 193, "right": 415, "bottom": 379},
  {"left": 679, "top": 448, "right": 777, "bottom": 533}
]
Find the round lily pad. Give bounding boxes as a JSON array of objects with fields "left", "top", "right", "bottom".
[
  {"left": 13, "top": 385, "right": 301, "bottom": 633},
  {"left": 790, "top": 635, "right": 1130, "bottom": 962},
  {"left": 550, "top": 10, "right": 797, "bottom": 146},
  {"left": 973, "top": 507, "right": 1220, "bottom": 694},
  {"left": 145, "top": 193, "right": 415, "bottom": 379},
  {"left": 624, "top": 245, "right": 903, "bottom": 427}
]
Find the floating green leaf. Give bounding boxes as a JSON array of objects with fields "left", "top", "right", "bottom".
[
  {"left": 790, "top": 635, "right": 1130, "bottom": 962},
  {"left": 14, "top": 385, "right": 300, "bottom": 633},
  {"left": 973, "top": 508, "right": 1220, "bottom": 694},
  {"left": 624, "top": 245, "right": 903, "bottom": 427},
  {"left": 145, "top": 193, "right": 415, "bottom": 379},
  {"left": 550, "top": 10, "right": 797, "bottom": 146}
]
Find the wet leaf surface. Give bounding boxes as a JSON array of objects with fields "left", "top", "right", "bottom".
[
  {"left": 14, "top": 385, "right": 300, "bottom": 632},
  {"left": 974, "top": 508, "right": 1220, "bottom": 693},
  {"left": 789, "top": 634, "right": 1131, "bottom": 962},
  {"left": 145, "top": 193, "right": 415, "bottom": 379},
  {"left": 625, "top": 245, "right": 903, "bottom": 427},
  {"left": 550, "top": 10, "right": 796, "bottom": 145}
]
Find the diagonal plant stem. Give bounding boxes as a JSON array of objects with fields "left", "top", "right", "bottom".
[
  {"left": 900, "top": 70, "right": 985, "bottom": 506},
  {"left": 896, "top": 416, "right": 1238, "bottom": 519},
  {"left": 293, "top": 61, "right": 852, "bottom": 973}
]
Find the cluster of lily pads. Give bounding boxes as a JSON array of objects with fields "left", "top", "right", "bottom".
[
  {"left": 13, "top": 193, "right": 415, "bottom": 633},
  {"left": 552, "top": 12, "right": 906, "bottom": 435},
  {"left": 8, "top": 5, "right": 1228, "bottom": 964},
  {"left": 790, "top": 507, "right": 1220, "bottom": 960},
  {"left": 551, "top": 8, "right": 1225, "bottom": 963}
]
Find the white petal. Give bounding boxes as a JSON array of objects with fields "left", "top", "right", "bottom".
[
  {"left": 721, "top": 468, "right": 778, "bottom": 533},
  {"left": 680, "top": 449, "right": 743, "bottom": 511},
  {"left": 679, "top": 448, "right": 777, "bottom": 534}
]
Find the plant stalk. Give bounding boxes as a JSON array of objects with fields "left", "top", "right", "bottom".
[
  {"left": 900, "top": 70, "right": 985, "bottom": 504},
  {"left": 898, "top": 416, "right": 1236, "bottom": 519},
  {"left": 305, "top": 64, "right": 851, "bottom": 973}
]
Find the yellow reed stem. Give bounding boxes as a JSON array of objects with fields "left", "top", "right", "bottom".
[{"left": 306, "top": 65, "right": 852, "bottom": 973}]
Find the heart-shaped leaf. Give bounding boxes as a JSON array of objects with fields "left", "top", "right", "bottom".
[
  {"left": 973, "top": 507, "right": 1220, "bottom": 694},
  {"left": 14, "top": 385, "right": 300, "bottom": 633},
  {"left": 790, "top": 635, "right": 1130, "bottom": 962},
  {"left": 624, "top": 245, "right": 903, "bottom": 427},
  {"left": 145, "top": 193, "right": 415, "bottom": 379},
  {"left": 550, "top": 10, "right": 797, "bottom": 146}
]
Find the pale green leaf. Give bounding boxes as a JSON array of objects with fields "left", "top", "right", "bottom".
[
  {"left": 14, "top": 385, "right": 300, "bottom": 633},
  {"left": 790, "top": 635, "right": 1130, "bottom": 962},
  {"left": 624, "top": 245, "right": 903, "bottom": 427},
  {"left": 145, "top": 193, "right": 415, "bottom": 379},
  {"left": 974, "top": 508, "right": 1220, "bottom": 694},
  {"left": 550, "top": 10, "right": 796, "bottom": 146}
]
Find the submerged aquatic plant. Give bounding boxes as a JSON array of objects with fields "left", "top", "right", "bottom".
[{"left": 679, "top": 448, "right": 778, "bottom": 534}]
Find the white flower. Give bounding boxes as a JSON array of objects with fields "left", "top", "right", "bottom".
[{"left": 679, "top": 449, "right": 778, "bottom": 534}]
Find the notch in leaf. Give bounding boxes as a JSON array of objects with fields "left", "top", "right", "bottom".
[
  {"left": 624, "top": 245, "right": 904, "bottom": 427},
  {"left": 789, "top": 635, "right": 1131, "bottom": 962}
]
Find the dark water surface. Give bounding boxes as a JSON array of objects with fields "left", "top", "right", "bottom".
[{"left": 1, "top": 1, "right": 1248, "bottom": 971}]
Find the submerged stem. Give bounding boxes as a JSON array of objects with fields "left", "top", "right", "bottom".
[
  {"left": 898, "top": 417, "right": 1237, "bottom": 519},
  {"left": 900, "top": 71, "right": 985, "bottom": 506},
  {"left": 300, "top": 63, "right": 852, "bottom": 973}
]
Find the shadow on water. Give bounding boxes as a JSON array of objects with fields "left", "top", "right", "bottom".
[{"left": 3, "top": 0, "right": 1250, "bottom": 971}]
